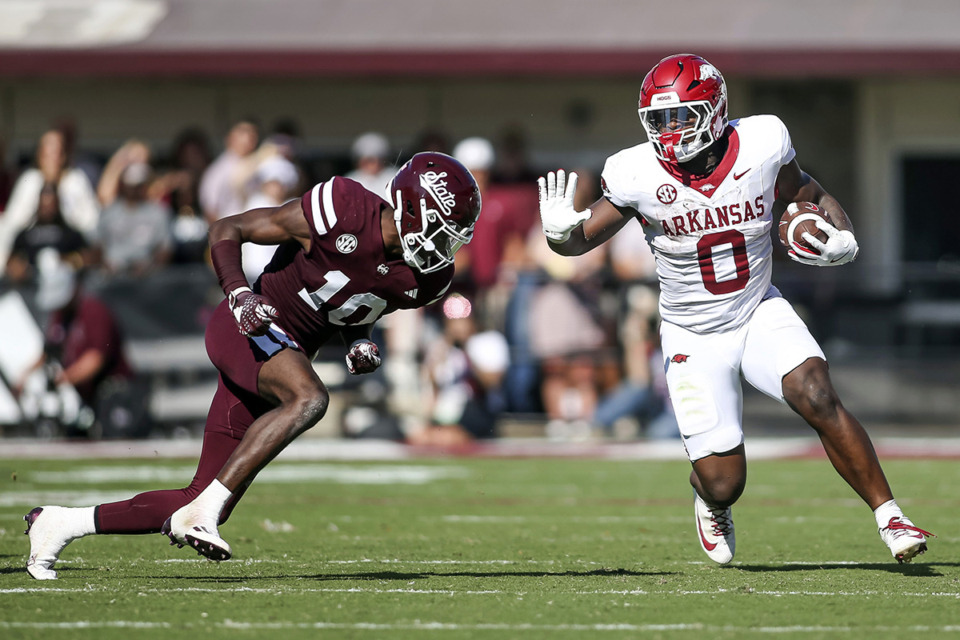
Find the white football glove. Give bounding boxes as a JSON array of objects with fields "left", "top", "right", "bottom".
[
  {"left": 538, "top": 169, "right": 591, "bottom": 243},
  {"left": 345, "top": 339, "right": 381, "bottom": 375},
  {"left": 789, "top": 219, "right": 860, "bottom": 267}
]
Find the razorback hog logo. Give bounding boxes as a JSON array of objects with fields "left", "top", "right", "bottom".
[
  {"left": 419, "top": 171, "right": 456, "bottom": 215},
  {"left": 699, "top": 62, "right": 721, "bottom": 81},
  {"left": 670, "top": 354, "right": 690, "bottom": 364}
]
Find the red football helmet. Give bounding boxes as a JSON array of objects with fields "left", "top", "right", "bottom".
[
  {"left": 638, "top": 53, "right": 728, "bottom": 163},
  {"left": 390, "top": 152, "right": 481, "bottom": 274}
]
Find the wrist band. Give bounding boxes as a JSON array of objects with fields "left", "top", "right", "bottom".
[{"left": 210, "top": 240, "right": 249, "bottom": 295}]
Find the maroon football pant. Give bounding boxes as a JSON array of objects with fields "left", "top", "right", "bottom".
[{"left": 94, "top": 301, "right": 294, "bottom": 535}]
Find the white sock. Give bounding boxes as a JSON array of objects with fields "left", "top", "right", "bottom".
[
  {"left": 190, "top": 480, "right": 233, "bottom": 523},
  {"left": 65, "top": 506, "right": 97, "bottom": 539},
  {"left": 873, "top": 499, "right": 904, "bottom": 529}
]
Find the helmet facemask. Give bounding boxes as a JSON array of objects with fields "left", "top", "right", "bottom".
[{"left": 639, "top": 100, "right": 718, "bottom": 163}]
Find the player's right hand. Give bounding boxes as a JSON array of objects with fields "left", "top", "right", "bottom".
[
  {"left": 538, "top": 169, "right": 591, "bottom": 243},
  {"left": 228, "top": 287, "right": 278, "bottom": 337}
]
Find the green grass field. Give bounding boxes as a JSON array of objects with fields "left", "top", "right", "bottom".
[{"left": 1, "top": 452, "right": 958, "bottom": 638}]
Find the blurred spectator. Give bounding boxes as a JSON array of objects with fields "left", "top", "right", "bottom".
[
  {"left": 526, "top": 168, "right": 613, "bottom": 439},
  {"left": 589, "top": 212, "right": 678, "bottom": 439},
  {"left": 493, "top": 125, "right": 539, "bottom": 185},
  {"left": 97, "top": 139, "right": 151, "bottom": 207},
  {"left": 244, "top": 155, "right": 299, "bottom": 211},
  {"left": 150, "top": 127, "right": 212, "bottom": 264},
  {"left": 608, "top": 216, "right": 658, "bottom": 283},
  {"left": 241, "top": 155, "right": 300, "bottom": 284},
  {"left": 5, "top": 183, "right": 90, "bottom": 284},
  {"left": 452, "top": 137, "right": 539, "bottom": 315},
  {"left": 449, "top": 133, "right": 542, "bottom": 414},
  {"left": 199, "top": 119, "right": 260, "bottom": 223},
  {"left": 53, "top": 117, "right": 102, "bottom": 188},
  {"left": 412, "top": 127, "right": 451, "bottom": 155},
  {"left": 0, "top": 135, "right": 16, "bottom": 210},
  {"left": 95, "top": 162, "right": 173, "bottom": 276},
  {"left": 410, "top": 294, "right": 509, "bottom": 446},
  {"left": 265, "top": 118, "right": 306, "bottom": 186},
  {"left": 14, "top": 250, "right": 136, "bottom": 437},
  {"left": 593, "top": 284, "right": 679, "bottom": 440},
  {"left": 345, "top": 132, "right": 396, "bottom": 196},
  {"left": 0, "top": 129, "right": 100, "bottom": 267}
]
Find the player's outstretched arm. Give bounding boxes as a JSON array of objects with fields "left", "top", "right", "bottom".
[
  {"left": 776, "top": 159, "right": 859, "bottom": 266},
  {"left": 538, "top": 169, "right": 632, "bottom": 256}
]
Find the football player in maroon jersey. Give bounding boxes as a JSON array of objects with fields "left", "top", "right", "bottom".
[{"left": 24, "top": 152, "right": 481, "bottom": 579}]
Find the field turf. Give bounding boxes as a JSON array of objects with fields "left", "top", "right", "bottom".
[{"left": 0, "top": 452, "right": 958, "bottom": 638}]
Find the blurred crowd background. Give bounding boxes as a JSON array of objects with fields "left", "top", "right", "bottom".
[
  {"left": 0, "top": 121, "right": 679, "bottom": 445},
  {"left": 0, "top": 0, "right": 957, "bottom": 443}
]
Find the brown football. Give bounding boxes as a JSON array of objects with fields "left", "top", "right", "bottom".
[{"left": 778, "top": 201, "right": 830, "bottom": 254}]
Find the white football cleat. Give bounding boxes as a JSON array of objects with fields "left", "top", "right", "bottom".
[
  {"left": 161, "top": 504, "right": 232, "bottom": 561},
  {"left": 879, "top": 516, "right": 932, "bottom": 564},
  {"left": 24, "top": 506, "right": 74, "bottom": 580},
  {"left": 694, "top": 492, "right": 735, "bottom": 565}
]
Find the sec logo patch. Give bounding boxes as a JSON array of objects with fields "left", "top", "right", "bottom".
[
  {"left": 657, "top": 184, "right": 677, "bottom": 204},
  {"left": 336, "top": 234, "right": 358, "bottom": 254}
]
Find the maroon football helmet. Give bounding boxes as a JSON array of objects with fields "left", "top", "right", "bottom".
[
  {"left": 638, "top": 53, "right": 728, "bottom": 163},
  {"left": 390, "top": 152, "right": 481, "bottom": 274}
]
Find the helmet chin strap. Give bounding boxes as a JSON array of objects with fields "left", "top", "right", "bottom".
[
  {"left": 659, "top": 130, "right": 716, "bottom": 164},
  {"left": 658, "top": 132, "right": 682, "bottom": 162}
]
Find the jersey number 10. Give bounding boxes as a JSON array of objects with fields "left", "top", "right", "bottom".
[{"left": 298, "top": 270, "right": 388, "bottom": 326}]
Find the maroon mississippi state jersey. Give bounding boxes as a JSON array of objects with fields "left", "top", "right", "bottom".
[{"left": 255, "top": 177, "right": 453, "bottom": 355}]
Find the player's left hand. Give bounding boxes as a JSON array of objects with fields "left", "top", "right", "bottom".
[
  {"left": 790, "top": 220, "right": 859, "bottom": 267},
  {"left": 345, "top": 339, "right": 381, "bottom": 375}
]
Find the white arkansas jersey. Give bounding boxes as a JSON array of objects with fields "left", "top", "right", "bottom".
[{"left": 601, "top": 115, "right": 796, "bottom": 333}]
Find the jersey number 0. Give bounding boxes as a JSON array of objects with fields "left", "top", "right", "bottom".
[{"left": 697, "top": 230, "right": 750, "bottom": 295}]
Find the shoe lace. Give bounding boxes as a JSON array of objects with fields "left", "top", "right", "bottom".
[
  {"left": 709, "top": 508, "right": 732, "bottom": 537},
  {"left": 883, "top": 517, "right": 934, "bottom": 538}
]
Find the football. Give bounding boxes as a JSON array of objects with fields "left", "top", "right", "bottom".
[{"left": 778, "top": 201, "right": 830, "bottom": 255}]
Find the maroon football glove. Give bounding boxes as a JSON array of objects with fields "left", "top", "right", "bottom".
[
  {"left": 228, "top": 287, "right": 278, "bottom": 337},
  {"left": 345, "top": 339, "right": 381, "bottom": 375}
]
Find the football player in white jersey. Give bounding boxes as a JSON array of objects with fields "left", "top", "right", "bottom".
[{"left": 539, "top": 53, "right": 931, "bottom": 565}]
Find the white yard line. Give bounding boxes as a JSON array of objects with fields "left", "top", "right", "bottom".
[
  {"left": 2, "top": 620, "right": 960, "bottom": 633},
  {"left": 3, "top": 586, "right": 958, "bottom": 598},
  {"left": 51, "top": 557, "right": 909, "bottom": 567}
]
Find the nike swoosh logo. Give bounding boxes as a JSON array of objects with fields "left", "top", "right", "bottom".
[
  {"left": 696, "top": 516, "right": 718, "bottom": 551},
  {"left": 733, "top": 170, "right": 750, "bottom": 180}
]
